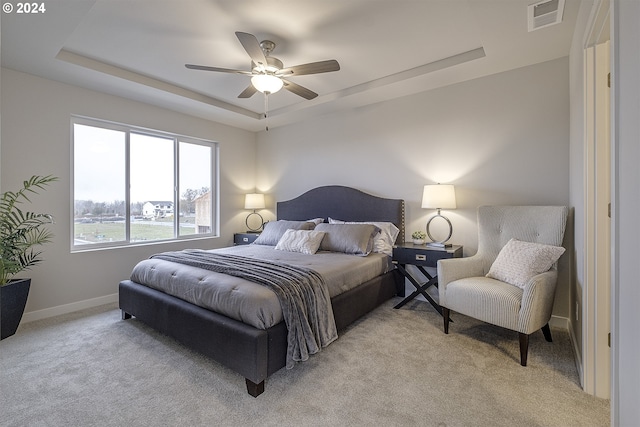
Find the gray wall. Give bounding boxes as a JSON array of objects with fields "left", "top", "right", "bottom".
[
  {"left": 612, "top": 0, "right": 640, "bottom": 422},
  {"left": 0, "top": 68, "right": 256, "bottom": 318},
  {"left": 256, "top": 57, "right": 572, "bottom": 319},
  {"left": 1, "top": 58, "right": 573, "bottom": 321}
]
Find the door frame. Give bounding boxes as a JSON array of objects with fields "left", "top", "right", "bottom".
[{"left": 582, "top": 0, "right": 611, "bottom": 399}]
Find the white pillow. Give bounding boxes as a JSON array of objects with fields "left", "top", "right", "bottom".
[
  {"left": 328, "top": 218, "right": 399, "bottom": 256},
  {"left": 274, "top": 229, "right": 326, "bottom": 255},
  {"left": 486, "top": 238, "right": 566, "bottom": 289}
]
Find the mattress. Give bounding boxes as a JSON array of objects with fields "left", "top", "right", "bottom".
[{"left": 130, "top": 244, "right": 393, "bottom": 330}]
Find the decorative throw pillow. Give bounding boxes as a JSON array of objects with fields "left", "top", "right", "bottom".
[
  {"left": 486, "top": 238, "right": 566, "bottom": 288},
  {"left": 274, "top": 229, "right": 326, "bottom": 255},
  {"left": 307, "top": 218, "right": 325, "bottom": 226},
  {"left": 314, "top": 223, "right": 380, "bottom": 256},
  {"left": 329, "top": 218, "right": 399, "bottom": 256},
  {"left": 253, "top": 220, "right": 315, "bottom": 246}
]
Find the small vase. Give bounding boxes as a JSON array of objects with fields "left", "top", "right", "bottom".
[{"left": 412, "top": 239, "right": 425, "bottom": 245}]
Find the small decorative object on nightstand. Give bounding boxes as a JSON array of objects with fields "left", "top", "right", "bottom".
[
  {"left": 411, "top": 230, "right": 426, "bottom": 245},
  {"left": 234, "top": 232, "right": 260, "bottom": 245},
  {"left": 392, "top": 243, "right": 462, "bottom": 316},
  {"left": 421, "top": 184, "right": 456, "bottom": 247}
]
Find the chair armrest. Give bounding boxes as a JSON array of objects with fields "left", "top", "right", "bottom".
[
  {"left": 518, "top": 269, "right": 558, "bottom": 334},
  {"left": 437, "top": 255, "right": 484, "bottom": 307},
  {"left": 437, "top": 255, "right": 484, "bottom": 287}
]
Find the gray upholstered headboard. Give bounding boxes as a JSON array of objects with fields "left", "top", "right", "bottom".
[{"left": 276, "top": 186, "right": 405, "bottom": 244}]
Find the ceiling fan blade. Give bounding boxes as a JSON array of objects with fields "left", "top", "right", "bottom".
[
  {"left": 235, "top": 32, "right": 268, "bottom": 68},
  {"left": 277, "top": 60, "right": 340, "bottom": 76},
  {"left": 185, "top": 64, "right": 252, "bottom": 75},
  {"left": 282, "top": 79, "right": 318, "bottom": 100},
  {"left": 238, "top": 84, "right": 258, "bottom": 98}
]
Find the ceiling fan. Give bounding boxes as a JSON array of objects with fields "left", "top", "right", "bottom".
[{"left": 185, "top": 31, "right": 340, "bottom": 100}]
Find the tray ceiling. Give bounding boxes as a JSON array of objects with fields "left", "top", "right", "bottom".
[{"left": 1, "top": 0, "right": 580, "bottom": 131}]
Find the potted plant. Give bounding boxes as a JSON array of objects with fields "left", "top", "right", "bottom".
[
  {"left": 1, "top": 175, "right": 57, "bottom": 340},
  {"left": 411, "top": 230, "right": 426, "bottom": 245}
]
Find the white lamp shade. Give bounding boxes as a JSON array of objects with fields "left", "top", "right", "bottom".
[
  {"left": 244, "top": 193, "right": 265, "bottom": 210},
  {"left": 422, "top": 184, "right": 456, "bottom": 209},
  {"left": 251, "top": 74, "right": 284, "bottom": 94}
]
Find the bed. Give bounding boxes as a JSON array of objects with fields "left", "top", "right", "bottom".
[{"left": 119, "top": 185, "right": 405, "bottom": 397}]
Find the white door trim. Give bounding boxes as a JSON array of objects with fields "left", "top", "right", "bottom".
[{"left": 582, "top": 0, "right": 611, "bottom": 400}]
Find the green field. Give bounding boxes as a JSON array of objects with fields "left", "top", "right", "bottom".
[{"left": 74, "top": 221, "right": 195, "bottom": 244}]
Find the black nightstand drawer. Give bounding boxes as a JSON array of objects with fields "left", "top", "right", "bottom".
[
  {"left": 234, "top": 233, "right": 260, "bottom": 245},
  {"left": 392, "top": 244, "right": 462, "bottom": 268}
]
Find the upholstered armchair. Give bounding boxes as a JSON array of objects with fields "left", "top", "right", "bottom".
[{"left": 437, "top": 205, "right": 568, "bottom": 366}]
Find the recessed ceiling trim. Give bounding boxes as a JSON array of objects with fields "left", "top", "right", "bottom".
[
  {"left": 268, "top": 47, "right": 486, "bottom": 118},
  {"left": 584, "top": 0, "right": 610, "bottom": 48},
  {"left": 56, "top": 49, "right": 260, "bottom": 119}
]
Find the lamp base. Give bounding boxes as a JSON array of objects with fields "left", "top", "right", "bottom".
[
  {"left": 246, "top": 212, "right": 265, "bottom": 233},
  {"left": 426, "top": 212, "right": 453, "bottom": 248}
]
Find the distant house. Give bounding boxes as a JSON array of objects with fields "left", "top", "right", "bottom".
[
  {"left": 142, "top": 201, "right": 174, "bottom": 219},
  {"left": 194, "top": 192, "right": 211, "bottom": 234}
]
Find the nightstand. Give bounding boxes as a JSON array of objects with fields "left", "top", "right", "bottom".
[
  {"left": 234, "top": 232, "right": 260, "bottom": 245},
  {"left": 392, "top": 243, "right": 463, "bottom": 316}
]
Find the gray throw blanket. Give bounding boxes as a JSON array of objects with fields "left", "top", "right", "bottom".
[{"left": 151, "top": 250, "right": 338, "bottom": 369}]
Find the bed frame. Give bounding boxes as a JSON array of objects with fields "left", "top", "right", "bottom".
[{"left": 119, "top": 186, "right": 405, "bottom": 397}]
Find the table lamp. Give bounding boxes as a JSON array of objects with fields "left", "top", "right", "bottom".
[
  {"left": 421, "top": 184, "right": 456, "bottom": 247},
  {"left": 244, "top": 193, "right": 265, "bottom": 232}
]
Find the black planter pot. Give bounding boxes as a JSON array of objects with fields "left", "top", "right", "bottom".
[{"left": 1, "top": 278, "right": 31, "bottom": 340}]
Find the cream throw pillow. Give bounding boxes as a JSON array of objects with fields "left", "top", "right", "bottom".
[
  {"left": 486, "top": 238, "right": 565, "bottom": 288},
  {"left": 274, "top": 229, "right": 326, "bottom": 255}
]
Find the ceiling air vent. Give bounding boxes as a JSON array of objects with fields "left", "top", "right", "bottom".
[{"left": 528, "top": 0, "right": 565, "bottom": 32}]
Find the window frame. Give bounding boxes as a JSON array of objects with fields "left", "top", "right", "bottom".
[{"left": 71, "top": 115, "right": 219, "bottom": 252}]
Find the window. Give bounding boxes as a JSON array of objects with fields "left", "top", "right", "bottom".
[{"left": 72, "top": 116, "right": 218, "bottom": 251}]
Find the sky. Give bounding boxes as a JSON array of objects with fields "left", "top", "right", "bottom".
[{"left": 73, "top": 123, "right": 213, "bottom": 203}]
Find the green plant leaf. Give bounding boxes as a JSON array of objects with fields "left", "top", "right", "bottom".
[{"left": 0, "top": 175, "right": 58, "bottom": 285}]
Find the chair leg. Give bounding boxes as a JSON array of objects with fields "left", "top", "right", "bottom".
[
  {"left": 443, "top": 307, "right": 450, "bottom": 334},
  {"left": 519, "top": 333, "right": 529, "bottom": 366},
  {"left": 541, "top": 323, "right": 553, "bottom": 342}
]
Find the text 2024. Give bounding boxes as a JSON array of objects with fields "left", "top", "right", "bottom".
[{"left": 17, "top": 2, "right": 46, "bottom": 13}]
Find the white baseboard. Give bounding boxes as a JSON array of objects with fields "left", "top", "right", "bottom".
[
  {"left": 549, "top": 314, "right": 569, "bottom": 330},
  {"left": 567, "top": 317, "right": 584, "bottom": 388},
  {"left": 21, "top": 293, "right": 119, "bottom": 323},
  {"left": 548, "top": 315, "right": 584, "bottom": 387},
  {"left": 552, "top": 315, "right": 584, "bottom": 387}
]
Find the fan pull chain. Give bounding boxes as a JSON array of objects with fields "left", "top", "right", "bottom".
[{"left": 264, "top": 92, "right": 269, "bottom": 131}]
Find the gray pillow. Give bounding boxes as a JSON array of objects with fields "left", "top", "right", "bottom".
[
  {"left": 314, "top": 223, "right": 380, "bottom": 256},
  {"left": 329, "top": 217, "right": 399, "bottom": 256},
  {"left": 252, "top": 220, "right": 315, "bottom": 246}
]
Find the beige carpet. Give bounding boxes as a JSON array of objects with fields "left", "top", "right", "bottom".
[{"left": 0, "top": 298, "right": 609, "bottom": 426}]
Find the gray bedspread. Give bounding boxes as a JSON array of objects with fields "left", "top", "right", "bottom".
[
  {"left": 151, "top": 250, "right": 338, "bottom": 369},
  {"left": 131, "top": 245, "right": 391, "bottom": 330}
]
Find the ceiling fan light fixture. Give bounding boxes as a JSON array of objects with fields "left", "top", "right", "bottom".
[
  {"left": 185, "top": 31, "right": 339, "bottom": 101},
  {"left": 251, "top": 74, "right": 283, "bottom": 94}
]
